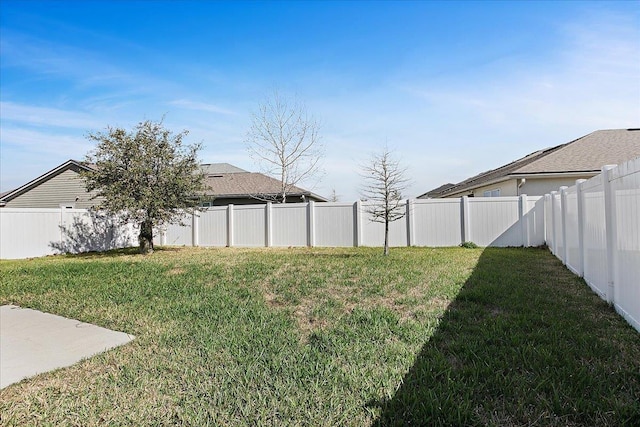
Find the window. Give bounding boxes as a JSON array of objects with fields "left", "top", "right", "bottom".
[{"left": 482, "top": 189, "right": 500, "bottom": 197}]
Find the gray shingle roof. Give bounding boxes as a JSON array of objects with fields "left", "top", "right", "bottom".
[
  {"left": 203, "top": 172, "right": 327, "bottom": 201},
  {"left": 515, "top": 129, "right": 640, "bottom": 174},
  {"left": 421, "top": 129, "right": 640, "bottom": 198}
]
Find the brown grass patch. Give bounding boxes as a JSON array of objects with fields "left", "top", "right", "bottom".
[{"left": 166, "top": 267, "right": 185, "bottom": 276}]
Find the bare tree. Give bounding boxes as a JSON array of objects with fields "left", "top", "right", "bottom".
[
  {"left": 246, "top": 91, "right": 323, "bottom": 203},
  {"left": 360, "top": 147, "right": 410, "bottom": 256},
  {"left": 329, "top": 188, "right": 340, "bottom": 202}
]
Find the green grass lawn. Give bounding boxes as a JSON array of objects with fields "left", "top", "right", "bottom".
[{"left": 1, "top": 247, "right": 638, "bottom": 426}]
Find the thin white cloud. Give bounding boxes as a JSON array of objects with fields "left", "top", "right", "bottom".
[
  {"left": 0, "top": 127, "right": 92, "bottom": 155},
  {"left": 0, "top": 102, "right": 104, "bottom": 129},
  {"left": 169, "top": 99, "right": 237, "bottom": 115}
]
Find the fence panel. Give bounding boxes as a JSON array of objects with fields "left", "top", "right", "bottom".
[
  {"left": 271, "top": 203, "right": 308, "bottom": 247},
  {"left": 564, "top": 187, "right": 581, "bottom": 274},
  {"left": 581, "top": 175, "right": 607, "bottom": 297},
  {"left": 610, "top": 158, "right": 640, "bottom": 331},
  {"left": 233, "top": 205, "right": 266, "bottom": 247},
  {"left": 468, "top": 198, "right": 521, "bottom": 247},
  {"left": 199, "top": 207, "right": 228, "bottom": 247},
  {"left": 1, "top": 209, "right": 64, "bottom": 259},
  {"left": 412, "top": 199, "right": 462, "bottom": 246},
  {"left": 163, "top": 214, "right": 193, "bottom": 246},
  {"left": 525, "top": 196, "right": 546, "bottom": 246},
  {"left": 552, "top": 193, "right": 564, "bottom": 261},
  {"left": 314, "top": 203, "right": 355, "bottom": 247},
  {"left": 0, "top": 208, "right": 137, "bottom": 259},
  {"left": 359, "top": 202, "right": 408, "bottom": 247}
]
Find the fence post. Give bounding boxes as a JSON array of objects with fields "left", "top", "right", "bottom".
[
  {"left": 227, "top": 204, "right": 234, "bottom": 247},
  {"left": 461, "top": 196, "right": 470, "bottom": 244},
  {"left": 543, "top": 194, "right": 549, "bottom": 246},
  {"left": 518, "top": 194, "right": 529, "bottom": 247},
  {"left": 576, "top": 179, "right": 587, "bottom": 277},
  {"left": 560, "top": 186, "right": 569, "bottom": 264},
  {"left": 406, "top": 199, "right": 414, "bottom": 247},
  {"left": 354, "top": 200, "right": 362, "bottom": 247},
  {"left": 602, "top": 164, "right": 618, "bottom": 304},
  {"left": 192, "top": 211, "right": 199, "bottom": 247},
  {"left": 265, "top": 202, "right": 272, "bottom": 247},
  {"left": 308, "top": 201, "right": 316, "bottom": 247}
]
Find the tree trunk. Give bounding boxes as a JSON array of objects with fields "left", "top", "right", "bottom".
[
  {"left": 139, "top": 219, "right": 154, "bottom": 254},
  {"left": 384, "top": 217, "right": 390, "bottom": 256}
]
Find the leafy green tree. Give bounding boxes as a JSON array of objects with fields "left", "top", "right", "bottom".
[{"left": 83, "top": 119, "right": 205, "bottom": 254}]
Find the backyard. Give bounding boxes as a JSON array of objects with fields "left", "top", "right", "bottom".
[{"left": 0, "top": 246, "right": 639, "bottom": 426}]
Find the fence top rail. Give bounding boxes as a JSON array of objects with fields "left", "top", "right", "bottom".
[
  {"left": 315, "top": 202, "right": 358, "bottom": 208},
  {"left": 0, "top": 208, "right": 91, "bottom": 214},
  {"left": 609, "top": 157, "right": 640, "bottom": 181},
  {"left": 579, "top": 174, "right": 603, "bottom": 192},
  {"left": 468, "top": 197, "right": 521, "bottom": 203}
]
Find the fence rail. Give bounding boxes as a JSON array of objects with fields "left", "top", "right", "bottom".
[{"left": 545, "top": 157, "right": 640, "bottom": 332}]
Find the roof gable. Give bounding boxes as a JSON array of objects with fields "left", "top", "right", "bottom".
[{"left": 0, "top": 159, "right": 94, "bottom": 204}]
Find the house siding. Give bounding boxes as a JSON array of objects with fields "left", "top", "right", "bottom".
[
  {"left": 439, "top": 175, "right": 598, "bottom": 198},
  {"left": 4, "top": 169, "right": 100, "bottom": 209},
  {"left": 518, "top": 175, "right": 595, "bottom": 196},
  {"left": 470, "top": 179, "right": 519, "bottom": 197}
]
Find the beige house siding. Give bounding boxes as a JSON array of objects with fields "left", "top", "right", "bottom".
[
  {"left": 439, "top": 175, "right": 598, "bottom": 198},
  {"left": 4, "top": 169, "right": 100, "bottom": 208},
  {"left": 470, "top": 179, "right": 518, "bottom": 197},
  {"left": 518, "top": 175, "right": 596, "bottom": 196}
]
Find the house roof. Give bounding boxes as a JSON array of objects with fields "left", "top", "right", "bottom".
[
  {"left": 203, "top": 172, "right": 327, "bottom": 201},
  {"left": 420, "top": 183, "right": 456, "bottom": 199},
  {"left": 420, "top": 128, "right": 640, "bottom": 198}
]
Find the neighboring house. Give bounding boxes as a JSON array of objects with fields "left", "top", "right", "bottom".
[
  {"left": 0, "top": 161, "right": 327, "bottom": 208},
  {"left": 420, "top": 128, "right": 640, "bottom": 198},
  {"left": 0, "top": 160, "right": 100, "bottom": 209}
]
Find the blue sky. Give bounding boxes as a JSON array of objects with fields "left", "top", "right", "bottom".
[{"left": 1, "top": 1, "right": 639, "bottom": 200}]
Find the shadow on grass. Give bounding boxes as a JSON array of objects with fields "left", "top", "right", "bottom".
[
  {"left": 372, "top": 247, "right": 640, "bottom": 426},
  {"left": 59, "top": 245, "right": 184, "bottom": 259}
]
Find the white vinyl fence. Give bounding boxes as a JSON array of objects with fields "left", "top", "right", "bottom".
[
  {"left": 1, "top": 196, "right": 545, "bottom": 259},
  {"left": 545, "top": 157, "right": 640, "bottom": 333},
  {"left": 0, "top": 209, "right": 138, "bottom": 259},
  {"left": 153, "top": 196, "right": 545, "bottom": 250}
]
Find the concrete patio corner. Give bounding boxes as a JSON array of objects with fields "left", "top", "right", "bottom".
[{"left": 0, "top": 305, "right": 134, "bottom": 389}]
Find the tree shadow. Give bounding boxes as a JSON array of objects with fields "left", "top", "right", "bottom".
[
  {"left": 49, "top": 210, "right": 136, "bottom": 256},
  {"left": 371, "top": 247, "right": 640, "bottom": 426}
]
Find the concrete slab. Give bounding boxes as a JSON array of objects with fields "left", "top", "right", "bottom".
[{"left": 0, "top": 305, "right": 134, "bottom": 389}]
